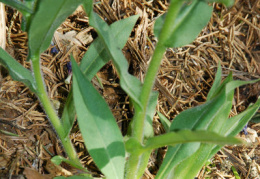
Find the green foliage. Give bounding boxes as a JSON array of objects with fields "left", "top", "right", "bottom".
[
  {"left": 0, "top": 48, "right": 37, "bottom": 93},
  {"left": 156, "top": 66, "right": 260, "bottom": 178},
  {"left": 61, "top": 15, "right": 139, "bottom": 136},
  {"left": 144, "top": 130, "right": 243, "bottom": 151},
  {"left": 157, "top": 111, "right": 171, "bottom": 132},
  {"left": 154, "top": 0, "right": 213, "bottom": 47},
  {"left": 0, "top": 0, "right": 258, "bottom": 179},
  {"left": 82, "top": 3, "right": 143, "bottom": 109},
  {"left": 28, "top": 0, "right": 83, "bottom": 59},
  {"left": 0, "top": 0, "right": 34, "bottom": 14},
  {"left": 51, "top": 156, "right": 89, "bottom": 174},
  {"left": 251, "top": 112, "right": 260, "bottom": 123},
  {"left": 72, "top": 57, "right": 125, "bottom": 179}
]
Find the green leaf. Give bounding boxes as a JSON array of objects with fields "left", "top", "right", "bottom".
[
  {"left": 0, "top": 48, "right": 37, "bottom": 93},
  {"left": 0, "top": 0, "right": 34, "bottom": 14},
  {"left": 222, "top": 98, "right": 260, "bottom": 136},
  {"left": 155, "top": 90, "right": 228, "bottom": 178},
  {"left": 20, "top": 0, "right": 38, "bottom": 32},
  {"left": 143, "top": 91, "right": 158, "bottom": 139},
  {"left": 156, "top": 143, "right": 200, "bottom": 179},
  {"left": 61, "top": 16, "right": 139, "bottom": 136},
  {"left": 209, "top": 97, "right": 260, "bottom": 157},
  {"left": 157, "top": 111, "right": 171, "bottom": 132},
  {"left": 82, "top": 5, "right": 142, "bottom": 108},
  {"left": 60, "top": 91, "right": 75, "bottom": 137},
  {"left": 51, "top": 156, "right": 89, "bottom": 174},
  {"left": 207, "top": 63, "right": 222, "bottom": 101},
  {"left": 173, "top": 97, "right": 260, "bottom": 179},
  {"left": 169, "top": 143, "right": 215, "bottom": 178},
  {"left": 157, "top": 70, "right": 259, "bottom": 178},
  {"left": 80, "top": 15, "right": 139, "bottom": 81},
  {"left": 152, "top": 129, "right": 243, "bottom": 179},
  {"left": 144, "top": 130, "right": 242, "bottom": 151},
  {"left": 154, "top": 0, "right": 213, "bottom": 48},
  {"left": 156, "top": 72, "right": 231, "bottom": 178},
  {"left": 231, "top": 166, "right": 241, "bottom": 179},
  {"left": 250, "top": 112, "right": 260, "bottom": 123},
  {"left": 28, "top": 0, "right": 83, "bottom": 59},
  {"left": 72, "top": 57, "right": 125, "bottom": 179},
  {"left": 169, "top": 94, "right": 226, "bottom": 131}
]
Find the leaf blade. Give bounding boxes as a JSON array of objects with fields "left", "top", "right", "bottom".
[
  {"left": 144, "top": 130, "right": 242, "bottom": 151},
  {"left": 61, "top": 16, "right": 139, "bottom": 136},
  {"left": 154, "top": 0, "right": 213, "bottom": 48},
  {"left": 72, "top": 57, "right": 125, "bottom": 179},
  {"left": 0, "top": 48, "right": 37, "bottom": 93},
  {"left": 0, "top": 0, "right": 34, "bottom": 14},
  {"left": 82, "top": 5, "right": 142, "bottom": 108},
  {"left": 28, "top": 0, "right": 83, "bottom": 58}
]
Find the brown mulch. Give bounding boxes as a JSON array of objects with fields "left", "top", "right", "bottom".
[{"left": 0, "top": 0, "right": 260, "bottom": 178}]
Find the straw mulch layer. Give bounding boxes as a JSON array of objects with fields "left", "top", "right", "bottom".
[{"left": 0, "top": 0, "right": 259, "bottom": 178}]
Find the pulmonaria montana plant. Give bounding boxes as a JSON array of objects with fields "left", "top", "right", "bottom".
[{"left": 0, "top": 0, "right": 259, "bottom": 178}]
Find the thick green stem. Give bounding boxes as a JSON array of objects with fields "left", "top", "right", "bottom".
[
  {"left": 31, "top": 55, "right": 81, "bottom": 166},
  {"left": 125, "top": 1, "right": 183, "bottom": 178}
]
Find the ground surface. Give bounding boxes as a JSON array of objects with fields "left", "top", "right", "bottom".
[{"left": 0, "top": 0, "right": 260, "bottom": 178}]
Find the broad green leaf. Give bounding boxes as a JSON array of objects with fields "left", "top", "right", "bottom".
[
  {"left": 157, "top": 70, "right": 231, "bottom": 178},
  {"left": 169, "top": 94, "right": 226, "bottom": 131},
  {"left": 0, "top": 0, "right": 34, "bottom": 14},
  {"left": 144, "top": 130, "right": 242, "bottom": 151},
  {"left": 0, "top": 48, "right": 37, "bottom": 93},
  {"left": 156, "top": 91, "right": 228, "bottom": 178},
  {"left": 61, "top": 16, "right": 139, "bottom": 136},
  {"left": 80, "top": 15, "right": 139, "bottom": 81},
  {"left": 172, "top": 98, "right": 260, "bottom": 179},
  {"left": 157, "top": 111, "right": 171, "bottom": 132},
  {"left": 82, "top": 5, "right": 142, "bottom": 108},
  {"left": 158, "top": 71, "right": 259, "bottom": 178},
  {"left": 154, "top": 0, "right": 213, "bottom": 48},
  {"left": 72, "top": 57, "right": 125, "bottom": 179},
  {"left": 28, "top": 0, "right": 83, "bottom": 59}
]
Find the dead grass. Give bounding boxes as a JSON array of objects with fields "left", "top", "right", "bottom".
[{"left": 0, "top": 0, "right": 259, "bottom": 178}]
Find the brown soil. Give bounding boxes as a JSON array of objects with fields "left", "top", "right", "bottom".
[{"left": 0, "top": 0, "right": 260, "bottom": 178}]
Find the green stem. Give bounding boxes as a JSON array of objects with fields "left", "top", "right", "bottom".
[
  {"left": 133, "top": 0, "right": 183, "bottom": 143},
  {"left": 125, "top": 1, "right": 183, "bottom": 178},
  {"left": 31, "top": 55, "right": 81, "bottom": 166}
]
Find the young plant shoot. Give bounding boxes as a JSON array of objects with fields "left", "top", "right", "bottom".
[{"left": 0, "top": 0, "right": 259, "bottom": 178}]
